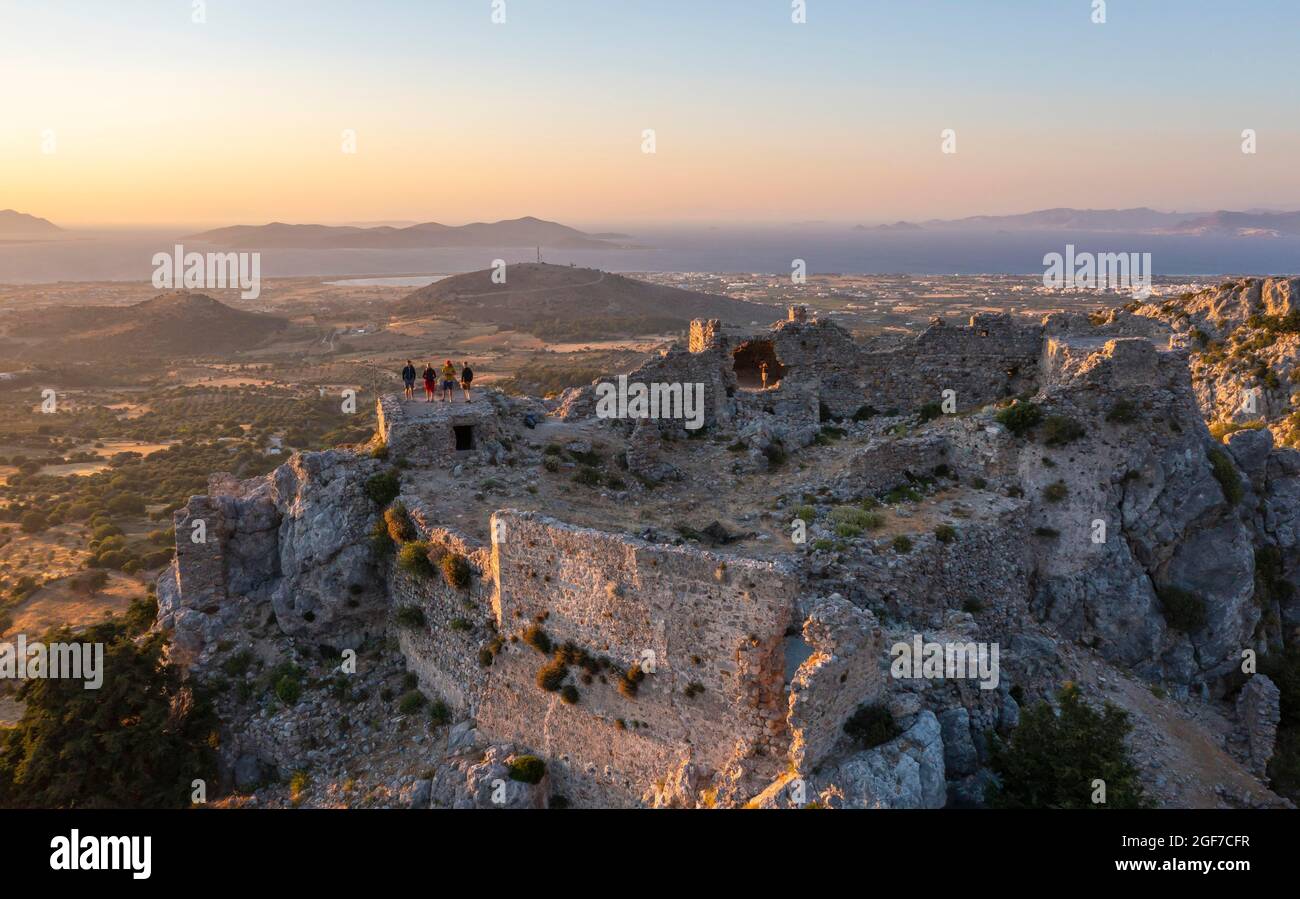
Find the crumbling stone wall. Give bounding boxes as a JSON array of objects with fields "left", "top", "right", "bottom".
[
  {"left": 475, "top": 510, "right": 800, "bottom": 806},
  {"left": 390, "top": 510, "right": 495, "bottom": 714}
]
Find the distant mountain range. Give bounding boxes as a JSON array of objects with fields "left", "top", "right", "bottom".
[
  {"left": 3, "top": 292, "right": 287, "bottom": 360},
  {"left": 397, "top": 262, "right": 769, "bottom": 341},
  {"left": 856, "top": 207, "right": 1300, "bottom": 237},
  {"left": 0, "top": 209, "right": 61, "bottom": 235},
  {"left": 189, "top": 216, "right": 631, "bottom": 250}
]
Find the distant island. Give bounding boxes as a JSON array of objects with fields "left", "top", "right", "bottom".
[
  {"left": 854, "top": 206, "right": 1300, "bottom": 237},
  {"left": 188, "top": 216, "right": 633, "bottom": 250},
  {"left": 0, "top": 209, "right": 61, "bottom": 235}
]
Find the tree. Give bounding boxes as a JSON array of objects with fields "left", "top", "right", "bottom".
[
  {"left": 986, "top": 683, "right": 1151, "bottom": 809},
  {"left": 0, "top": 608, "right": 217, "bottom": 808}
]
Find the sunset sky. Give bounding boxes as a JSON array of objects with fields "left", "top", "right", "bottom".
[{"left": 2, "top": 0, "right": 1298, "bottom": 228}]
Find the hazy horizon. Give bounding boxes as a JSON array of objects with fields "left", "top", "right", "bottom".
[{"left": 4, "top": 0, "right": 1299, "bottom": 227}]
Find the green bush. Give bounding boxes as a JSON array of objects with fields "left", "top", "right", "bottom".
[
  {"left": 395, "top": 605, "right": 427, "bottom": 629},
  {"left": 275, "top": 672, "right": 302, "bottom": 705},
  {"left": 1041, "top": 415, "right": 1085, "bottom": 446},
  {"left": 537, "top": 657, "right": 568, "bottom": 692},
  {"left": 934, "top": 524, "right": 957, "bottom": 544},
  {"left": 1207, "top": 447, "right": 1244, "bottom": 505},
  {"left": 429, "top": 700, "right": 451, "bottom": 726},
  {"left": 995, "top": 400, "right": 1043, "bottom": 437},
  {"left": 365, "top": 470, "right": 401, "bottom": 506},
  {"left": 1106, "top": 399, "right": 1140, "bottom": 424},
  {"left": 891, "top": 535, "right": 913, "bottom": 553},
  {"left": 987, "top": 683, "right": 1151, "bottom": 808},
  {"left": 1158, "top": 585, "right": 1207, "bottom": 633},
  {"left": 384, "top": 501, "right": 414, "bottom": 543},
  {"left": 441, "top": 553, "right": 472, "bottom": 589},
  {"left": 397, "top": 541, "right": 435, "bottom": 578},
  {"left": 843, "top": 703, "right": 899, "bottom": 749},
  {"left": 508, "top": 755, "right": 546, "bottom": 784},
  {"left": 523, "top": 625, "right": 552, "bottom": 655},
  {"left": 398, "top": 690, "right": 426, "bottom": 714}
]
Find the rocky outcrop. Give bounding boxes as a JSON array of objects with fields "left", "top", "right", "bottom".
[{"left": 157, "top": 448, "right": 388, "bottom": 669}]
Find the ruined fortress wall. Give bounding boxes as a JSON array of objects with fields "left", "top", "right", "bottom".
[
  {"left": 377, "top": 394, "right": 501, "bottom": 465},
  {"left": 787, "top": 597, "right": 886, "bottom": 771},
  {"left": 476, "top": 510, "right": 800, "bottom": 805},
  {"left": 392, "top": 515, "right": 494, "bottom": 714},
  {"left": 693, "top": 314, "right": 1046, "bottom": 420}
]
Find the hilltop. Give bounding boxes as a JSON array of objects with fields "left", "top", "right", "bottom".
[
  {"left": 0, "top": 209, "right": 61, "bottom": 235},
  {"left": 395, "top": 262, "right": 772, "bottom": 340},
  {"left": 2, "top": 291, "right": 289, "bottom": 360},
  {"left": 189, "top": 216, "right": 625, "bottom": 250}
]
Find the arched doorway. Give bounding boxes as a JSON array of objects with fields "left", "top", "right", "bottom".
[{"left": 732, "top": 339, "right": 786, "bottom": 390}]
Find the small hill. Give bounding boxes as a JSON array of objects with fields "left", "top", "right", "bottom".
[
  {"left": 396, "top": 263, "right": 772, "bottom": 341},
  {"left": 189, "top": 216, "right": 623, "bottom": 250},
  {"left": 0, "top": 209, "right": 61, "bottom": 235},
  {"left": 4, "top": 292, "right": 289, "bottom": 360}
]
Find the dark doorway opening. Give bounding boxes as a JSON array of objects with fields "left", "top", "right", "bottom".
[
  {"left": 454, "top": 425, "right": 475, "bottom": 451},
  {"left": 732, "top": 339, "right": 786, "bottom": 390}
]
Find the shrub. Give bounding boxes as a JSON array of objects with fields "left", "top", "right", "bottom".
[
  {"left": 830, "top": 506, "right": 885, "bottom": 537},
  {"left": 384, "top": 501, "right": 415, "bottom": 543},
  {"left": 398, "top": 690, "right": 426, "bottom": 714},
  {"left": 1207, "top": 447, "right": 1244, "bottom": 505},
  {"left": 429, "top": 700, "right": 451, "bottom": 726},
  {"left": 1158, "top": 585, "right": 1207, "bottom": 632},
  {"left": 795, "top": 505, "right": 816, "bottom": 523},
  {"left": 843, "top": 703, "right": 899, "bottom": 749},
  {"left": 368, "top": 518, "right": 395, "bottom": 557},
  {"left": 523, "top": 625, "right": 552, "bottom": 655},
  {"left": 440, "top": 553, "right": 472, "bottom": 589},
  {"left": 891, "top": 535, "right": 913, "bottom": 553},
  {"left": 560, "top": 684, "right": 580, "bottom": 705},
  {"left": 572, "top": 466, "right": 602, "bottom": 486},
  {"left": 395, "top": 605, "right": 426, "bottom": 629},
  {"left": 934, "top": 524, "right": 957, "bottom": 544},
  {"left": 995, "top": 400, "right": 1043, "bottom": 436},
  {"left": 1042, "top": 481, "right": 1068, "bottom": 503},
  {"left": 1040, "top": 415, "right": 1085, "bottom": 446},
  {"left": 917, "top": 401, "right": 943, "bottom": 423},
  {"left": 1106, "top": 400, "right": 1141, "bottom": 424},
  {"left": 289, "top": 771, "right": 311, "bottom": 806},
  {"left": 851, "top": 405, "right": 878, "bottom": 422},
  {"left": 508, "top": 755, "right": 546, "bottom": 784},
  {"left": 274, "top": 672, "right": 302, "bottom": 705},
  {"left": 397, "top": 541, "right": 435, "bottom": 578},
  {"left": 987, "top": 684, "right": 1151, "bottom": 808},
  {"left": 18, "top": 510, "right": 49, "bottom": 533},
  {"left": 618, "top": 663, "right": 645, "bottom": 698},
  {"left": 365, "top": 470, "right": 401, "bottom": 506},
  {"left": 537, "top": 658, "right": 568, "bottom": 692}
]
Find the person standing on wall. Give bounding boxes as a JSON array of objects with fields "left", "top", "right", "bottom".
[{"left": 460, "top": 361, "right": 474, "bottom": 401}]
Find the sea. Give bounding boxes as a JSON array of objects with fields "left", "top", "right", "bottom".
[{"left": 1, "top": 226, "right": 1297, "bottom": 283}]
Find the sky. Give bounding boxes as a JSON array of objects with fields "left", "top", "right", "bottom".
[{"left": 2, "top": 0, "right": 1299, "bottom": 228}]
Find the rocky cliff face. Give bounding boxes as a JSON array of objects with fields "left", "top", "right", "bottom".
[
  {"left": 1136, "top": 277, "right": 1300, "bottom": 445},
  {"left": 157, "top": 449, "right": 388, "bottom": 670}
]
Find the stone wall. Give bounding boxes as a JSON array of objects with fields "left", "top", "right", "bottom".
[
  {"left": 391, "top": 509, "right": 495, "bottom": 714},
  {"left": 475, "top": 509, "right": 801, "bottom": 806}
]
